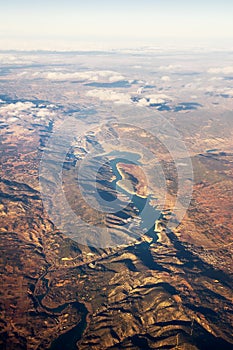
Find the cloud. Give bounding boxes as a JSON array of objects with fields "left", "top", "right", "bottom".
[
  {"left": 137, "top": 98, "right": 149, "bottom": 107},
  {"left": 158, "top": 65, "right": 182, "bottom": 71},
  {"left": 86, "top": 90, "right": 173, "bottom": 107},
  {"left": 0, "top": 101, "right": 56, "bottom": 123},
  {"left": 30, "top": 70, "right": 126, "bottom": 83},
  {"left": 0, "top": 54, "right": 38, "bottom": 65},
  {"left": 0, "top": 102, "right": 35, "bottom": 117},
  {"left": 201, "top": 85, "right": 233, "bottom": 98},
  {"left": 207, "top": 66, "right": 233, "bottom": 74},
  {"left": 161, "top": 75, "right": 171, "bottom": 82},
  {"left": 86, "top": 89, "right": 132, "bottom": 105},
  {"left": 217, "top": 88, "right": 233, "bottom": 97},
  {"left": 135, "top": 93, "right": 172, "bottom": 107},
  {"left": 146, "top": 93, "right": 173, "bottom": 104},
  {"left": 137, "top": 87, "right": 144, "bottom": 94},
  {"left": 209, "top": 76, "right": 223, "bottom": 81}
]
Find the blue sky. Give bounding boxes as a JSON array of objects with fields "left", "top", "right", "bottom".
[{"left": 0, "top": 0, "right": 233, "bottom": 49}]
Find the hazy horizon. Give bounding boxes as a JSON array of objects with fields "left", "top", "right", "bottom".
[{"left": 0, "top": 0, "right": 233, "bottom": 51}]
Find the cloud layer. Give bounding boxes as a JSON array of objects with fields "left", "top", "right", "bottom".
[
  {"left": 29, "top": 70, "right": 126, "bottom": 83},
  {"left": 0, "top": 101, "right": 56, "bottom": 123},
  {"left": 208, "top": 66, "right": 233, "bottom": 74}
]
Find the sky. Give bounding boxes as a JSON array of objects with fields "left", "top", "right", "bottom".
[{"left": 0, "top": 0, "right": 233, "bottom": 50}]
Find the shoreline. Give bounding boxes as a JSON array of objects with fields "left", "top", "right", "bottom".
[{"left": 116, "top": 163, "right": 147, "bottom": 199}]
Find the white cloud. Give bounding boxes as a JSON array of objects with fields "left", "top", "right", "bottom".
[
  {"left": 137, "top": 98, "right": 149, "bottom": 107},
  {"left": 36, "top": 108, "right": 55, "bottom": 118},
  {"left": 7, "top": 117, "right": 19, "bottom": 123},
  {"left": 158, "top": 65, "right": 181, "bottom": 71},
  {"left": 137, "top": 87, "right": 144, "bottom": 94},
  {"left": 0, "top": 102, "right": 35, "bottom": 117},
  {"left": 207, "top": 66, "right": 233, "bottom": 74},
  {"left": 209, "top": 76, "right": 223, "bottom": 81},
  {"left": 86, "top": 89, "right": 132, "bottom": 105},
  {"left": 200, "top": 86, "right": 233, "bottom": 97},
  {"left": 135, "top": 94, "right": 172, "bottom": 107},
  {"left": 161, "top": 75, "right": 171, "bottom": 82},
  {"left": 0, "top": 54, "right": 38, "bottom": 65},
  {"left": 0, "top": 101, "right": 56, "bottom": 123},
  {"left": 146, "top": 93, "right": 173, "bottom": 103},
  {"left": 29, "top": 70, "right": 126, "bottom": 83},
  {"left": 86, "top": 89, "right": 173, "bottom": 107},
  {"left": 218, "top": 88, "right": 233, "bottom": 97}
]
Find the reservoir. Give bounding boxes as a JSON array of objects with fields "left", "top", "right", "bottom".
[
  {"left": 49, "top": 151, "right": 161, "bottom": 349},
  {"left": 102, "top": 151, "right": 161, "bottom": 243}
]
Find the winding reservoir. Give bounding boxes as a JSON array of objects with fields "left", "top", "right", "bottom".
[
  {"left": 108, "top": 151, "right": 161, "bottom": 243},
  {"left": 49, "top": 152, "right": 161, "bottom": 349}
]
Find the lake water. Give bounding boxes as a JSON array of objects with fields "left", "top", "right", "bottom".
[
  {"left": 49, "top": 151, "right": 161, "bottom": 349},
  {"left": 107, "top": 151, "right": 160, "bottom": 242}
]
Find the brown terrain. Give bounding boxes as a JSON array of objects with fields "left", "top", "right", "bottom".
[{"left": 0, "top": 97, "right": 233, "bottom": 350}]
